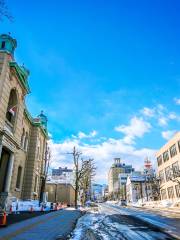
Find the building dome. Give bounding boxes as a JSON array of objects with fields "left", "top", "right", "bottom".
[
  {"left": 37, "top": 111, "right": 48, "bottom": 130},
  {"left": 0, "top": 34, "right": 17, "bottom": 57}
]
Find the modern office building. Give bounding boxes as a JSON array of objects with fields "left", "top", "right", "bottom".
[{"left": 156, "top": 132, "right": 180, "bottom": 200}]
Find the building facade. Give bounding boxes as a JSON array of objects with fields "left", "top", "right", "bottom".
[
  {"left": 51, "top": 167, "right": 74, "bottom": 184},
  {"left": 0, "top": 34, "right": 49, "bottom": 210},
  {"left": 156, "top": 132, "right": 180, "bottom": 201},
  {"left": 91, "top": 183, "right": 103, "bottom": 201},
  {"left": 108, "top": 158, "right": 134, "bottom": 198},
  {"left": 126, "top": 173, "right": 153, "bottom": 204},
  {"left": 46, "top": 183, "right": 75, "bottom": 206}
]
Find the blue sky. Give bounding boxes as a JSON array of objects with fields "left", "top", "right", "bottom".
[{"left": 1, "top": 0, "right": 180, "bottom": 182}]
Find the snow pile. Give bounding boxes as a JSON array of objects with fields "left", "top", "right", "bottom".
[
  {"left": 128, "top": 198, "right": 180, "bottom": 209},
  {"left": 7, "top": 199, "right": 52, "bottom": 212}
]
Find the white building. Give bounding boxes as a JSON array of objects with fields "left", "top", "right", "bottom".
[
  {"left": 48, "top": 167, "right": 75, "bottom": 185},
  {"left": 126, "top": 173, "right": 153, "bottom": 204},
  {"left": 119, "top": 173, "right": 129, "bottom": 200}
]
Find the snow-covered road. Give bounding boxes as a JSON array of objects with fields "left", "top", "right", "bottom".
[{"left": 70, "top": 203, "right": 180, "bottom": 240}]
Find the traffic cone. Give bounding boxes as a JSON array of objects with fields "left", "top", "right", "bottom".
[{"left": 0, "top": 212, "right": 7, "bottom": 227}]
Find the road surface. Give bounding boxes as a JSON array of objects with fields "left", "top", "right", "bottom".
[
  {"left": 0, "top": 209, "right": 81, "bottom": 240},
  {"left": 70, "top": 203, "right": 180, "bottom": 240}
]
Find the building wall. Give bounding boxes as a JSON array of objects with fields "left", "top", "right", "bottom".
[
  {"left": 108, "top": 167, "right": 124, "bottom": 194},
  {"left": 156, "top": 132, "right": 180, "bottom": 200},
  {"left": 0, "top": 35, "right": 48, "bottom": 204},
  {"left": 126, "top": 179, "right": 152, "bottom": 203},
  {"left": 46, "top": 183, "right": 75, "bottom": 206}
]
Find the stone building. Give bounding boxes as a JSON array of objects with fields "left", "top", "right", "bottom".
[
  {"left": 156, "top": 131, "right": 180, "bottom": 201},
  {"left": 0, "top": 34, "right": 49, "bottom": 209}
]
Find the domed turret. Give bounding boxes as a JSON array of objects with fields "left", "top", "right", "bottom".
[
  {"left": 37, "top": 111, "right": 48, "bottom": 130},
  {"left": 0, "top": 34, "right": 17, "bottom": 57}
]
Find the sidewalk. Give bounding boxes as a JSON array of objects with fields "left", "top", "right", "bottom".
[{"left": 0, "top": 208, "right": 82, "bottom": 240}]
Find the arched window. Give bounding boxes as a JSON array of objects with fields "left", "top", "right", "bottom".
[
  {"left": 21, "top": 128, "right": 25, "bottom": 148},
  {"left": 24, "top": 132, "right": 29, "bottom": 151},
  {"left": 16, "top": 166, "right": 22, "bottom": 189},
  {"left": 6, "top": 89, "right": 18, "bottom": 126}
]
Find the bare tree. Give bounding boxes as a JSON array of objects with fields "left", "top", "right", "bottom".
[
  {"left": 0, "top": 0, "right": 13, "bottom": 21},
  {"left": 67, "top": 146, "right": 82, "bottom": 209},
  {"left": 79, "top": 158, "right": 96, "bottom": 206},
  {"left": 68, "top": 147, "right": 96, "bottom": 208}
]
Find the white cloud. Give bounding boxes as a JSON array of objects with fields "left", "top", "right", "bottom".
[
  {"left": 162, "top": 130, "right": 176, "bottom": 140},
  {"left": 73, "top": 130, "right": 98, "bottom": 139},
  {"left": 174, "top": 98, "right": 180, "bottom": 105},
  {"left": 141, "top": 107, "right": 155, "bottom": 117},
  {"left": 49, "top": 137, "right": 156, "bottom": 183},
  {"left": 158, "top": 117, "right": 168, "bottom": 126},
  {"left": 115, "top": 117, "right": 151, "bottom": 144}
]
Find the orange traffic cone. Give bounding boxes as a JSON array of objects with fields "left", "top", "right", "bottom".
[{"left": 0, "top": 212, "right": 7, "bottom": 227}]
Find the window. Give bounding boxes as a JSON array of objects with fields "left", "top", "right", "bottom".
[
  {"left": 24, "top": 132, "right": 29, "bottom": 151},
  {"left": 6, "top": 89, "right": 18, "bottom": 127},
  {"left": 163, "top": 151, "right": 169, "bottom": 162},
  {"left": 175, "top": 185, "right": 180, "bottom": 198},
  {"left": 159, "top": 170, "right": 165, "bottom": 184},
  {"left": 1, "top": 41, "right": 5, "bottom": 49},
  {"left": 167, "top": 186, "right": 174, "bottom": 199},
  {"left": 178, "top": 141, "right": 180, "bottom": 153},
  {"left": 157, "top": 155, "right": 163, "bottom": 166},
  {"left": 172, "top": 162, "right": 179, "bottom": 178},
  {"left": 169, "top": 144, "right": 177, "bottom": 158},
  {"left": 16, "top": 166, "right": 22, "bottom": 189},
  {"left": 165, "top": 166, "right": 172, "bottom": 181},
  {"left": 21, "top": 128, "right": 25, "bottom": 148},
  {"left": 34, "top": 175, "right": 38, "bottom": 193},
  {"left": 161, "top": 189, "right": 167, "bottom": 200}
]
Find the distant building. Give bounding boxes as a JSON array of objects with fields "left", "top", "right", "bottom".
[
  {"left": 91, "top": 183, "right": 103, "bottom": 201},
  {"left": 52, "top": 167, "right": 73, "bottom": 176},
  {"left": 126, "top": 172, "right": 153, "bottom": 204},
  {"left": 156, "top": 132, "right": 180, "bottom": 201},
  {"left": 119, "top": 173, "right": 129, "bottom": 200},
  {"left": 108, "top": 158, "right": 134, "bottom": 198},
  {"left": 102, "top": 184, "right": 108, "bottom": 199},
  {"left": 50, "top": 167, "right": 74, "bottom": 184}
]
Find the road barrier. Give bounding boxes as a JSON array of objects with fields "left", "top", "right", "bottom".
[{"left": 0, "top": 212, "right": 7, "bottom": 227}]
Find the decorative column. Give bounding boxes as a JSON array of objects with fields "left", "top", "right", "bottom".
[{"left": 4, "top": 153, "right": 15, "bottom": 193}]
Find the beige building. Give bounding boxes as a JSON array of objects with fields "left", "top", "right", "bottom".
[
  {"left": 0, "top": 34, "right": 49, "bottom": 210},
  {"left": 108, "top": 158, "right": 134, "bottom": 198},
  {"left": 46, "top": 183, "right": 75, "bottom": 206},
  {"left": 156, "top": 132, "right": 180, "bottom": 201}
]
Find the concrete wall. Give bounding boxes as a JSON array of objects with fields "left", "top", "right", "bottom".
[{"left": 46, "top": 183, "right": 75, "bottom": 206}]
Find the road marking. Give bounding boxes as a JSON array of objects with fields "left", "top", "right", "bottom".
[{"left": 0, "top": 211, "right": 63, "bottom": 240}]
